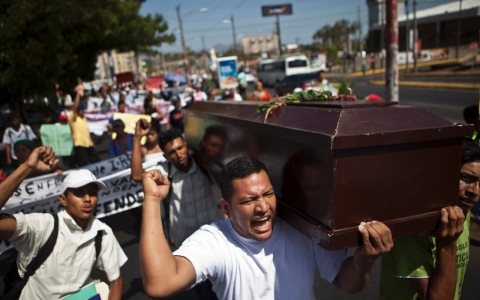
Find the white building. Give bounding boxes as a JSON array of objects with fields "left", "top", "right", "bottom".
[{"left": 242, "top": 34, "right": 279, "bottom": 55}]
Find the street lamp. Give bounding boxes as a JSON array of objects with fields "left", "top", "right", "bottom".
[
  {"left": 223, "top": 15, "right": 238, "bottom": 55},
  {"left": 176, "top": 5, "right": 208, "bottom": 80}
]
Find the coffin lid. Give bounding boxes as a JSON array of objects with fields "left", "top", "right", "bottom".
[{"left": 186, "top": 101, "right": 472, "bottom": 150}]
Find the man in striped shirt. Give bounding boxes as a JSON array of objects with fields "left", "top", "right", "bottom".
[{"left": 149, "top": 128, "right": 222, "bottom": 247}]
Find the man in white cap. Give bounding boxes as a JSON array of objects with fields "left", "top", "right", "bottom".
[{"left": 0, "top": 146, "right": 127, "bottom": 300}]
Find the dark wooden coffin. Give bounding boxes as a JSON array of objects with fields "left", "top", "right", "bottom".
[{"left": 184, "top": 100, "right": 472, "bottom": 250}]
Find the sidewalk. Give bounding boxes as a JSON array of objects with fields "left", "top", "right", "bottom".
[
  {"left": 369, "top": 80, "right": 480, "bottom": 91},
  {"left": 330, "top": 58, "right": 462, "bottom": 78}
]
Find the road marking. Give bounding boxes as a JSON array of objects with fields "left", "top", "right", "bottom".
[{"left": 405, "top": 101, "right": 464, "bottom": 111}]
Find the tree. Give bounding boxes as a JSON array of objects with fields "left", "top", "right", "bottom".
[
  {"left": 312, "top": 19, "right": 359, "bottom": 62},
  {"left": 0, "top": 0, "right": 175, "bottom": 112},
  {"left": 313, "top": 19, "right": 358, "bottom": 49}
]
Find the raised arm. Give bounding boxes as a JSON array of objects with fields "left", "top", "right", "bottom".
[
  {"left": 333, "top": 221, "right": 393, "bottom": 294},
  {"left": 0, "top": 146, "right": 58, "bottom": 240},
  {"left": 71, "top": 84, "right": 84, "bottom": 113},
  {"left": 140, "top": 170, "right": 196, "bottom": 298},
  {"left": 407, "top": 206, "right": 464, "bottom": 300},
  {"left": 131, "top": 119, "right": 150, "bottom": 182},
  {"left": 5, "top": 144, "right": 12, "bottom": 165}
]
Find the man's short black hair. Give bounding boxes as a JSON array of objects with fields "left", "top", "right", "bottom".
[
  {"left": 159, "top": 128, "right": 184, "bottom": 151},
  {"left": 118, "top": 100, "right": 126, "bottom": 107},
  {"left": 463, "top": 106, "right": 478, "bottom": 124},
  {"left": 462, "top": 137, "right": 480, "bottom": 166},
  {"left": 150, "top": 120, "right": 161, "bottom": 134},
  {"left": 317, "top": 70, "right": 325, "bottom": 76},
  {"left": 202, "top": 126, "right": 228, "bottom": 143},
  {"left": 219, "top": 157, "right": 268, "bottom": 201}
]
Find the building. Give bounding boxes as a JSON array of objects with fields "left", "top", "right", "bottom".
[
  {"left": 95, "top": 50, "right": 142, "bottom": 80},
  {"left": 366, "top": 0, "right": 480, "bottom": 55},
  {"left": 242, "top": 34, "right": 279, "bottom": 55}
]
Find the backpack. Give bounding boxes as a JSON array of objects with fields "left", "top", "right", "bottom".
[{"left": 2, "top": 214, "right": 103, "bottom": 300}]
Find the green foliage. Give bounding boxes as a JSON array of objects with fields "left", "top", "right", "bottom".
[
  {"left": 336, "top": 79, "right": 355, "bottom": 95},
  {"left": 0, "top": 0, "right": 174, "bottom": 105},
  {"left": 312, "top": 19, "right": 359, "bottom": 63}
]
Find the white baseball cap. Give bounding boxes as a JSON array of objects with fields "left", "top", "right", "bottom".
[{"left": 61, "top": 169, "right": 107, "bottom": 193}]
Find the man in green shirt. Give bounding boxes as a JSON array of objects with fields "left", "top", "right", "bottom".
[{"left": 380, "top": 138, "right": 480, "bottom": 300}]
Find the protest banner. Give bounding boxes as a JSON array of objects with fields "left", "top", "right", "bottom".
[
  {"left": 3, "top": 155, "right": 134, "bottom": 210},
  {"left": 112, "top": 113, "right": 151, "bottom": 135},
  {"left": 0, "top": 157, "right": 165, "bottom": 255},
  {"left": 40, "top": 124, "right": 74, "bottom": 156}
]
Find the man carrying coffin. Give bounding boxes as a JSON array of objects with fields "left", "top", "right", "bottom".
[
  {"left": 0, "top": 146, "right": 127, "bottom": 299},
  {"left": 140, "top": 157, "right": 394, "bottom": 299},
  {"left": 380, "top": 138, "right": 480, "bottom": 300}
]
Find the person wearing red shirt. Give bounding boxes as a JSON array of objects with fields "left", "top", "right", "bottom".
[{"left": 249, "top": 81, "right": 271, "bottom": 102}]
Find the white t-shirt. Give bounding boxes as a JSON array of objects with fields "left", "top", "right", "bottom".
[
  {"left": 174, "top": 218, "right": 352, "bottom": 300},
  {"left": 9, "top": 210, "right": 128, "bottom": 300},
  {"left": 2, "top": 124, "right": 37, "bottom": 160}
]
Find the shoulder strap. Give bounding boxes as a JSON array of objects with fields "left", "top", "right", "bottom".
[
  {"left": 24, "top": 214, "right": 59, "bottom": 281},
  {"left": 23, "top": 125, "right": 29, "bottom": 140},
  {"left": 95, "top": 230, "right": 103, "bottom": 261}
]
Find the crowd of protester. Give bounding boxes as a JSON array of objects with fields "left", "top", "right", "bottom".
[{"left": 0, "top": 71, "right": 479, "bottom": 300}]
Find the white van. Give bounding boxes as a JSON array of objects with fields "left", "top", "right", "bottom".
[{"left": 257, "top": 55, "right": 310, "bottom": 87}]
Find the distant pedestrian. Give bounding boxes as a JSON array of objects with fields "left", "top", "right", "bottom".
[
  {"left": 2, "top": 115, "right": 37, "bottom": 165},
  {"left": 168, "top": 96, "right": 184, "bottom": 133},
  {"left": 237, "top": 66, "right": 247, "bottom": 100},
  {"left": 68, "top": 84, "right": 100, "bottom": 167},
  {"left": 109, "top": 119, "right": 133, "bottom": 158},
  {"left": 100, "top": 95, "right": 112, "bottom": 108},
  {"left": 249, "top": 81, "right": 271, "bottom": 102},
  {"left": 142, "top": 95, "right": 164, "bottom": 123}
]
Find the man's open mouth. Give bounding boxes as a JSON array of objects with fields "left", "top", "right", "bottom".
[{"left": 252, "top": 216, "right": 270, "bottom": 229}]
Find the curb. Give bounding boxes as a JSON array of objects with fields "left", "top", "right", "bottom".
[
  {"left": 369, "top": 80, "right": 480, "bottom": 90},
  {"left": 334, "top": 58, "right": 462, "bottom": 78},
  {"left": 402, "top": 72, "right": 480, "bottom": 78}
]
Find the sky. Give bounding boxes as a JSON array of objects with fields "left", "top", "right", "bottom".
[{"left": 139, "top": 0, "right": 453, "bottom": 53}]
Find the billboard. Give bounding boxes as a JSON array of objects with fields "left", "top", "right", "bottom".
[
  {"left": 217, "top": 56, "right": 238, "bottom": 89},
  {"left": 261, "top": 4, "right": 292, "bottom": 17}
]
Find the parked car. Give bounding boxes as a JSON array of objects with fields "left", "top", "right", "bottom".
[
  {"left": 274, "top": 72, "right": 318, "bottom": 96},
  {"left": 244, "top": 69, "right": 256, "bottom": 83}
]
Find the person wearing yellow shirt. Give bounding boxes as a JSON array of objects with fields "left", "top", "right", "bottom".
[{"left": 68, "top": 84, "right": 100, "bottom": 167}]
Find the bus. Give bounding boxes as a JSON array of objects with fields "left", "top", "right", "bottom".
[{"left": 257, "top": 55, "right": 310, "bottom": 87}]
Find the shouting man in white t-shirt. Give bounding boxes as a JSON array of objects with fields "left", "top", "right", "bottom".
[{"left": 140, "top": 157, "right": 394, "bottom": 299}]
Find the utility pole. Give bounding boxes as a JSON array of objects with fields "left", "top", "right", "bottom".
[
  {"left": 413, "top": 0, "right": 418, "bottom": 73},
  {"left": 358, "top": 5, "right": 363, "bottom": 73},
  {"left": 231, "top": 15, "right": 238, "bottom": 55},
  {"left": 456, "top": 0, "right": 463, "bottom": 58},
  {"left": 405, "top": 0, "right": 409, "bottom": 73},
  {"left": 380, "top": 0, "right": 385, "bottom": 69},
  {"left": 386, "top": 0, "right": 399, "bottom": 102},
  {"left": 358, "top": 5, "right": 363, "bottom": 53},
  {"left": 276, "top": 15, "right": 282, "bottom": 55},
  {"left": 176, "top": 5, "right": 190, "bottom": 80},
  {"left": 202, "top": 35, "right": 206, "bottom": 53}
]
